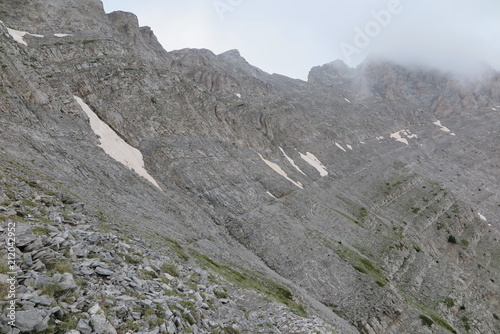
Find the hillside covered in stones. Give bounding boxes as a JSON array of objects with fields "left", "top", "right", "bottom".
[{"left": 0, "top": 1, "right": 499, "bottom": 333}]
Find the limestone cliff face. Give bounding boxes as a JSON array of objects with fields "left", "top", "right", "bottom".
[{"left": 0, "top": 1, "right": 499, "bottom": 333}]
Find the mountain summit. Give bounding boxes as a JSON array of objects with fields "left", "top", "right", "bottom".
[{"left": 0, "top": 1, "right": 499, "bottom": 333}]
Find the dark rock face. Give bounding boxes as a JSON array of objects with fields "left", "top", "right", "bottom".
[{"left": 0, "top": 1, "right": 499, "bottom": 333}]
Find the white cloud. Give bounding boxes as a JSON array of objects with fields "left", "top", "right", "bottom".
[{"left": 101, "top": 0, "right": 500, "bottom": 79}]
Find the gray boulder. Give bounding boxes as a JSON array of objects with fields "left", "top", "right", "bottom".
[{"left": 15, "top": 310, "right": 49, "bottom": 332}]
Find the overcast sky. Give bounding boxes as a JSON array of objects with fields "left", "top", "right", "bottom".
[{"left": 102, "top": 0, "right": 500, "bottom": 80}]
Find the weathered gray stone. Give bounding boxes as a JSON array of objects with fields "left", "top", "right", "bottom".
[
  {"left": 95, "top": 267, "right": 114, "bottom": 276},
  {"left": 15, "top": 310, "right": 49, "bottom": 332},
  {"left": 66, "top": 330, "right": 81, "bottom": 334},
  {"left": 76, "top": 319, "right": 92, "bottom": 334},
  {"left": 90, "top": 313, "right": 117, "bottom": 334},
  {"left": 56, "top": 273, "right": 77, "bottom": 290},
  {"left": 166, "top": 322, "right": 177, "bottom": 334},
  {"left": 30, "top": 259, "right": 46, "bottom": 272},
  {"left": 23, "top": 253, "right": 33, "bottom": 267},
  {"left": 30, "top": 295, "right": 54, "bottom": 306}
]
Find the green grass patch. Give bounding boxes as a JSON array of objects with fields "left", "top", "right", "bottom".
[
  {"left": 0, "top": 199, "right": 11, "bottom": 206},
  {"left": 461, "top": 316, "right": 471, "bottom": 331},
  {"left": 125, "top": 288, "right": 146, "bottom": 300},
  {"left": 191, "top": 250, "right": 307, "bottom": 317},
  {"left": 332, "top": 209, "right": 359, "bottom": 225},
  {"left": 46, "top": 259, "right": 74, "bottom": 275},
  {"left": 161, "top": 263, "right": 179, "bottom": 277},
  {"left": 119, "top": 320, "right": 140, "bottom": 332},
  {"left": 334, "top": 244, "right": 388, "bottom": 287},
  {"left": 60, "top": 194, "right": 76, "bottom": 205},
  {"left": 214, "top": 287, "right": 229, "bottom": 299},
  {"left": 420, "top": 314, "right": 434, "bottom": 327},
  {"left": 358, "top": 207, "right": 368, "bottom": 219},
  {"left": 0, "top": 263, "right": 9, "bottom": 274},
  {"left": 429, "top": 313, "right": 457, "bottom": 333},
  {"left": 6, "top": 191, "right": 16, "bottom": 200},
  {"left": 40, "top": 284, "right": 74, "bottom": 300},
  {"left": 221, "top": 327, "right": 241, "bottom": 334},
  {"left": 42, "top": 313, "right": 82, "bottom": 334},
  {"left": 412, "top": 242, "right": 423, "bottom": 253},
  {"left": 123, "top": 254, "right": 141, "bottom": 265},
  {"left": 162, "top": 237, "right": 189, "bottom": 262},
  {"left": 32, "top": 226, "right": 51, "bottom": 236},
  {"left": 402, "top": 292, "right": 457, "bottom": 333},
  {"left": 0, "top": 283, "right": 10, "bottom": 301},
  {"left": 443, "top": 297, "right": 455, "bottom": 308},
  {"left": 138, "top": 269, "right": 155, "bottom": 280}
]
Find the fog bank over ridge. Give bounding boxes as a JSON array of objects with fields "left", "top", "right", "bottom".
[{"left": 102, "top": 0, "right": 500, "bottom": 79}]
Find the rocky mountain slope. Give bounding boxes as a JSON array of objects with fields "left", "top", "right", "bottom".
[{"left": 0, "top": 1, "right": 499, "bottom": 333}]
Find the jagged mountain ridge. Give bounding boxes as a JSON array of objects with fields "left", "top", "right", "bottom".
[{"left": 0, "top": 1, "right": 499, "bottom": 333}]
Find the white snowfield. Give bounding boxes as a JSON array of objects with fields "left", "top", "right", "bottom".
[
  {"left": 390, "top": 129, "right": 418, "bottom": 146},
  {"left": 434, "top": 120, "right": 456, "bottom": 136},
  {"left": 74, "top": 96, "right": 161, "bottom": 190},
  {"left": 54, "top": 33, "right": 73, "bottom": 38},
  {"left": 1, "top": 21, "right": 44, "bottom": 46},
  {"left": 279, "top": 147, "right": 306, "bottom": 176},
  {"left": 299, "top": 152, "right": 328, "bottom": 177},
  {"left": 344, "top": 98, "right": 351, "bottom": 103},
  {"left": 259, "top": 154, "right": 303, "bottom": 189},
  {"left": 478, "top": 213, "right": 487, "bottom": 221}
]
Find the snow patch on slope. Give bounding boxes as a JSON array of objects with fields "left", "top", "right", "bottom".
[
  {"left": 478, "top": 213, "right": 487, "bottom": 221},
  {"left": 390, "top": 130, "right": 418, "bottom": 146},
  {"left": 259, "top": 154, "right": 303, "bottom": 189},
  {"left": 335, "top": 142, "right": 347, "bottom": 152},
  {"left": 299, "top": 152, "right": 328, "bottom": 177},
  {"left": 54, "top": 33, "right": 73, "bottom": 38},
  {"left": 434, "top": 120, "right": 456, "bottom": 136},
  {"left": 279, "top": 147, "right": 306, "bottom": 176},
  {"left": 74, "top": 96, "right": 161, "bottom": 190},
  {"left": 266, "top": 191, "right": 277, "bottom": 199},
  {"left": 2, "top": 22, "right": 44, "bottom": 46}
]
